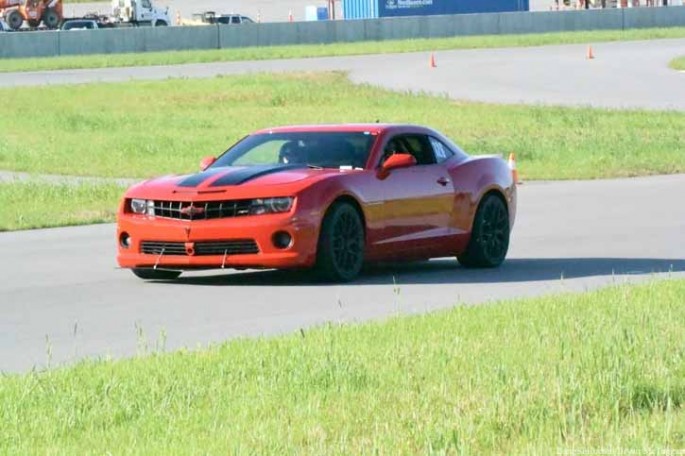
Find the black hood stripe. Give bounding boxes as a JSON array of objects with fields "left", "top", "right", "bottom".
[
  {"left": 209, "top": 164, "right": 306, "bottom": 187},
  {"left": 177, "top": 168, "right": 227, "bottom": 188}
]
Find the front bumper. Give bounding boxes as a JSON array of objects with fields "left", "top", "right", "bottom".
[{"left": 117, "top": 212, "right": 319, "bottom": 270}]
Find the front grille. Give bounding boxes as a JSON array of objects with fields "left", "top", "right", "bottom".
[
  {"left": 152, "top": 200, "right": 253, "bottom": 221},
  {"left": 140, "top": 240, "right": 259, "bottom": 256},
  {"left": 195, "top": 240, "right": 259, "bottom": 255},
  {"left": 140, "top": 241, "right": 186, "bottom": 256}
]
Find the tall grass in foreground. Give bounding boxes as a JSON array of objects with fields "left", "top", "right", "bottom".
[
  {"left": 1, "top": 27, "right": 685, "bottom": 73},
  {"left": 2, "top": 73, "right": 684, "bottom": 180},
  {"left": 0, "top": 181, "right": 125, "bottom": 231},
  {"left": 1, "top": 279, "right": 684, "bottom": 454}
]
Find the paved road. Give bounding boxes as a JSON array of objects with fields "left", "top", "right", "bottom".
[
  {"left": 2, "top": 39, "right": 683, "bottom": 110},
  {"left": 2, "top": 174, "right": 684, "bottom": 372}
]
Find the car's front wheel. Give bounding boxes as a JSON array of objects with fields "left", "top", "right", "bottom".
[
  {"left": 458, "top": 193, "right": 510, "bottom": 268},
  {"left": 316, "top": 202, "right": 365, "bottom": 282},
  {"left": 131, "top": 268, "right": 182, "bottom": 280}
]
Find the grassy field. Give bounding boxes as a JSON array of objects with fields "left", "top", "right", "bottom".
[
  {"left": 1, "top": 279, "right": 683, "bottom": 454},
  {"left": 2, "top": 72, "right": 684, "bottom": 181},
  {"left": 2, "top": 27, "right": 685, "bottom": 73},
  {"left": 670, "top": 56, "right": 685, "bottom": 70},
  {"left": 0, "top": 181, "right": 125, "bottom": 231}
]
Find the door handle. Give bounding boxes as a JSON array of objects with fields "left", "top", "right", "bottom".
[{"left": 437, "top": 177, "right": 450, "bottom": 186}]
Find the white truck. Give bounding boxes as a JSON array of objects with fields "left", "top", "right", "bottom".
[{"left": 111, "top": 0, "right": 171, "bottom": 27}]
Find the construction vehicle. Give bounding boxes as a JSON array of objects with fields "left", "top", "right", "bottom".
[
  {"left": 111, "top": 0, "right": 171, "bottom": 27},
  {"left": 0, "top": 0, "right": 63, "bottom": 30},
  {"left": 0, "top": 0, "right": 170, "bottom": 31}
]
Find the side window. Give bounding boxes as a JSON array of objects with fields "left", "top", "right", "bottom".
[
  {"left": 141, "top": 0, "right": 151, "bottom": 8},
  {"left": 383, "top": 134, "right": 437, "bottom": 166},
  {"left": 231, "top": 16, "right": 241, "bottom": 24},
  {"left": 428, "top": 137, "right": 455, "bottom": 163}
]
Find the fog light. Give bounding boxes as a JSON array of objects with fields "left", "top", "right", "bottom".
[
  {"left": 120, "top": 232, "right": 132, "bottom": 249},
  {"left": 272, "top": 231, "right": 293, "bottom": 249}
]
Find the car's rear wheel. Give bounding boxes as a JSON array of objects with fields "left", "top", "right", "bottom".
[
  {"left": 131, "top": 268, "right": 182, "bottom": 280},
  {"left": 458, "top": 193, "right": 510, "bottom": 268},
  {"left": 316, "top": 202, "right": 364, "bottom": 282}
]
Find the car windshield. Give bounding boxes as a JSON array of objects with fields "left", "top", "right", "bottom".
[{"left": 212, "top": 132, "right": 376, "bottom": 169}]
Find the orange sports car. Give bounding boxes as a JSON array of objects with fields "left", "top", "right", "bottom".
[{"left": 117, "top": 124, "right": 517, "bottom": 282}]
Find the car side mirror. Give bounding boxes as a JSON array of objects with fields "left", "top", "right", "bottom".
[
  {"left": 200, "top": 156, "right": 216, "bottom": 171},
  {"left": 377, "top": 153, "right": 416, "bottom": 179}
]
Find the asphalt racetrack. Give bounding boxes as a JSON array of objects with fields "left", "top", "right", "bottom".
[
  {"left": 1, "top": 39, "right": 684, "bottom": 110},
  {"left": 1, "top": 39, "right": 684, "bottom": 372},
  {"left": 2, "top": 175, "right": 684, "bottom": 372}
]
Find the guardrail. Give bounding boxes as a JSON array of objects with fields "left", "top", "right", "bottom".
[{"left": 1, "top": 8, "right": 684, "bottom": 60}]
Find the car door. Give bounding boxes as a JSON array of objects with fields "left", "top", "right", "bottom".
[{"left": 376, "top": 133, "right": 454, "bottom": 257}]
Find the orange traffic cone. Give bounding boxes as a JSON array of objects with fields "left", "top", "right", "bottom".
[
  {"left": 586, "top": 45, "right": 595, "bottom": 60},
  {"left": 288, "top": 9, "right": 294, "bottom": 22},
  {"left": 429, "top": 53, "right": 437, "bottom": 68},
  {"left": 508, "top": 152, "right": 520, "bottom": 185}
]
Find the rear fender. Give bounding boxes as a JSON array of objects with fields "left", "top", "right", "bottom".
[{"left": 448, "top": 155, "right": 517, "bottom": 231}]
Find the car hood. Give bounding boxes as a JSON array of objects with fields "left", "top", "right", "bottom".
[{"left": 126, "top": 164, "right": 350, "bottom": 200}]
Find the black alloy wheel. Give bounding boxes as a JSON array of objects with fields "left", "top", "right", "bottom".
[
  {"left": 131, "top": 268, "right": 182, "bottom": 280},
  {"left": 458, "top": 194, "right": 510, "bottom": 268},
  {"left": 316, "top": 203, "right": 365, "bottom": 282}
]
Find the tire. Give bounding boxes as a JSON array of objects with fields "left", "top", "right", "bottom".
[
  {"left": 42, "top": 8, "right": 60, "bottom": 29},
  {"left": 154, "top": 20, "right": 167, "bottom": 27},
  {"left": 6, "top": 10, "right": 23, "bottom": 30},
  {"left": 131, "top": 268, "right": 182, "bottom": 280},
  {"left": 458, "top": 193, "right": 510, "bottom": 268},
  {"left": 316, "top": 202, "right": 365, "bottom": 282}
]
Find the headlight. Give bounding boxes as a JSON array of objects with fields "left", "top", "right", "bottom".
[
  {"left": 129, "top": 199, "right": 155, "bottom": 216},
  {"left": 249, "top": 197, "right": 294, "bottom": 215},
  {"left": 130, "top": 199, "right": 148, "bottom": 214}
]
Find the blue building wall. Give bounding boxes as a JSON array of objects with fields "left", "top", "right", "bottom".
[
  {"left": 343, "top": 0, "right": 528, "bottom": 20},
  {"left": 379, "top": 0, "right": 529, "bottom": 17}
]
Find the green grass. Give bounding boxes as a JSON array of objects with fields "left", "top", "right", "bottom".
[
  {"left": 2, "top": 72, "right": 683, "bottom": 180},
  {"left": 2, "top": 27, "right": 685, "bottom": 73},
  {"left": 0, "top": 181, "right": 125, "bottom": 231},
  {"left": 1, "top": 279, "right": 684, "bottom": 454},
  {"left": 670, "top": 56, "right": 685, "bottom": 70}
]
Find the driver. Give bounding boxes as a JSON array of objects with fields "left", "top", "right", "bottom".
[{"left": 278, "top": 141, "right": 307, "bottom": 164}]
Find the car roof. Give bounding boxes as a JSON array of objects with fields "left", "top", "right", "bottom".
[
  {"left": 63, "top": 20, "right": 96, "bottom": 26},
  {"left": 253, "top": 123, "right": 430, "bottom": 135}
]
